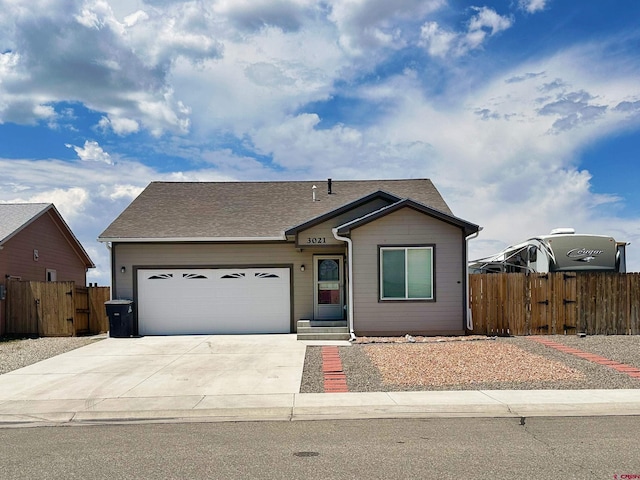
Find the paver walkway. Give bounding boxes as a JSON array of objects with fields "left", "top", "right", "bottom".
[
  {"left": 321, "top": 346, "right": 348, "bottom": 393},
  {"left": 528, "top": 337, "right": 640, "bottom": 379}
]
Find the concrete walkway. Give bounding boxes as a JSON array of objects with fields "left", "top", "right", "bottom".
[{"left": 1, "top": 335, "right": 640, "bottom": 426}]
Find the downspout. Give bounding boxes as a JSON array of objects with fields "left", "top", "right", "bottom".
[
  {"left": 465, "top": 228, "right": 482, "bottom": 331},
  {"left": 332, "top": 228, "right": 356, "bottom": 341},
  {"left": 104, "top": 242, "right": 114, "bottom": 300}
]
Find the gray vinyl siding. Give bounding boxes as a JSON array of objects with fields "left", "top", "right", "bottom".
[
  {"left": 297, "top": 198, "right": 392, "bottom": 247},
  {"left": 350, "top": 208, "right": 466, "bottom": 335},
  {"left": 112, "top": 242, "right": 346, "bottom": 328}
]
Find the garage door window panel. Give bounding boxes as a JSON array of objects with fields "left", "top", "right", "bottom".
[
  {"left": 183, "top": 273, "right": 208, "bottom": 279},
  {"left": 256, "top": 272, "right": 280, "bottom": 278}
]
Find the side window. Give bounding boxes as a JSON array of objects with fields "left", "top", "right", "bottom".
[
  {"left": 46, "top": 269, "right": 57, "bottom": 282},
  {"left": 380, "top": 247, "right": 433, "bottom": 300}
]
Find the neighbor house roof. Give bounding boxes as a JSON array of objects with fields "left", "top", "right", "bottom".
[
  {"left": 98, "top": 179, "right": 457, "bottom": 242},
  {"left": 0, "top": 203, "right": 51, "bottom": 245},
  {"left": 0, "top": 203, "right": 95, "bottom": 267}
]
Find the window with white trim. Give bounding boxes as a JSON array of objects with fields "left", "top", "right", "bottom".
[
  {"left": 380, "top": 246, "right": 433, "bottom": 300},
  {"left": 46, "top": 269, "right": 57, "bottom": 282}
]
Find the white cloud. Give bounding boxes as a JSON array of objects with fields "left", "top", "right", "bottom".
[
  {"left": 214, "top": 0, "right": 315, "bottom": 32},
  {"left": 14, "top": 187, "right": 90, "bottom": 221},
  {"left": 466, "top": 6, "right": 513, "bottom": 48},
  {"left": 420, "top": 21, "right": 457, "bottom": 57},
  {"left": 98, "top": 115, "right": 140, "bottom": 135},
  {"left": 123, "top": 10, "right": 149, "bottom": 28},
  {"left": 104, "top": 184, "right": 145, "bottom": 201},
  {"left": 169, "top": 23, "right": 347, "bottom": 136},
  {"left": 33, "top": 104, "right": 56, "bottom": 120},
  {"left": 328, "top": 0, "right": 445, "bottom": 53},
  {"left": 420, "top": 6, "right": 513, "bottom": 57},
  {"left": 66, "top": 140, "right": 114, "bottom": 164},
  {"left": 0, "top": 0, "right": 203, "bottom": 135},
  {"left": 519, "top": 0, "right": 547, "bottom": 14},
  {"left": 75, "top": 4, "right": 103, "bottom": 29}
]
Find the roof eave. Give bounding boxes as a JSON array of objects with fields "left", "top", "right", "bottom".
[
  {"left": 0, "top": 203, "right": 51, "bottom": 247},
  {"left": 336, "top": 199, "right": 480, "bottom": 236},
  {"left": 1, "top": 204, "right": 95, "bottom": 268},
  {"left": 98, "top": 235, "right": 288, "bottom": 243},
  {"left": 284, "top": 190, "right": 402, "bottom": 236},
  {"left": 47, "top": 206, "right": 96, "bottom": 268}
]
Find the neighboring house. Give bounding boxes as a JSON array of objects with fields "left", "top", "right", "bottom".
[
  {"left": 0, "top": 203, "right": 96, "bottom": 335},
  {"left": 98, "top": 179, "right": 480, "bottom": 338}
]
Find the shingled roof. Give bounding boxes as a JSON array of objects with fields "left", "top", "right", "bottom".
[
  {"left": 0, "top": 203, "right": 51, "bottom": 245},
  {"left": 99, "top": 179, "right": 455, "bottom": 241}
]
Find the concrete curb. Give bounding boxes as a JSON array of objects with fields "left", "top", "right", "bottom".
[{"left": 2, "top": 390, "right": 640, "bottom": 427}]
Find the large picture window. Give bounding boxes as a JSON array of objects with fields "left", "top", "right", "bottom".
[{"left": 380, "top": 246, "right": 433, "bottom": 300}]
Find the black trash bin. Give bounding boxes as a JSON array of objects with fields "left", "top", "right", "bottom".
[{"left": 105, "top": 300, "right": 134, "bottom": 338}]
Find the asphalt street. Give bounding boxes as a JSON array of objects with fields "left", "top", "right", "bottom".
[{"left": 2, "top": 417, "right": 639, "bottom": 479}]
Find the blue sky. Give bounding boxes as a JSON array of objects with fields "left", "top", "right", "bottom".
[{"left": 1, "top": 0, "right": 640, "bottom": 285}]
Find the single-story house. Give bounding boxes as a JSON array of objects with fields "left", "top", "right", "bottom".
[
  {"left": 0, "top": 203, "right": 95, "bottom": 335},
  {"left": 98, "top": 179, "right": 480, "bottom": 338}
]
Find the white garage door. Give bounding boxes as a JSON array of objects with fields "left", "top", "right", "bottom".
[{"left": 137, "top": 268, "right": 291, "bottom": 335}]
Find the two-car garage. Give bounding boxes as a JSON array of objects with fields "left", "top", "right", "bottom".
[{"left": 136, "top": 268, "right": 291, "bottom": 335}]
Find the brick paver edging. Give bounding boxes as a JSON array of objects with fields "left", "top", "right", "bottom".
[
  {"left": 321, "top": 346, "right": 349, "bottom": 393},
  {"left": 528, "top": 337, "right": 640, "bottom": 379}
]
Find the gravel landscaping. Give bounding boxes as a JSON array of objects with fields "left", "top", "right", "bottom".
[
  {"left": 0, "top": 335, "right": 105, "bottom": 374},
  {"left": 300, "top": 335, "right": 640, "bottom": 393}
]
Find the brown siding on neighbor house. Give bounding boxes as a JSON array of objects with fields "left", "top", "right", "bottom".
[
  {"left": 0, "top": 255, "right": 5, "bottom": 334},
  {"left": 112, "top": 242, "right": 346, "bottom": 326},
  {"left": 296, "top": 198, "right": 393, "bottom": 247},
  {"left": 350, "top": 207, "right": 466, "bottom": 335},
  {"left": 0, "top": 212, "right": 88, "bottom": 335},
  {"left": 1, "top": 211, "right": 87, "bottom": 285}
]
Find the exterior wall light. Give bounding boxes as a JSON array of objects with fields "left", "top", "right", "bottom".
[
  {"left": 300, "top": 265, "right": 305, "bottom": 272},
  {"left": 120, "top": 266, "right": 126, "bottom": 273}
]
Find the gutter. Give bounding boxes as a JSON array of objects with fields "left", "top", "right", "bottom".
[
  {"left": 465, "top": 228, "right": 482, "bottom": 331},
  {"left": 332, "top": 228, "right": 356, "bottom": 341},
  {"left": 98, "top": 236, "right": 287, "bottom": 243}
]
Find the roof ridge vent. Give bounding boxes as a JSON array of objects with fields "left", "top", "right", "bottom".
[{"left": 550, "top": 227, "right": 575, "bottom": 235}]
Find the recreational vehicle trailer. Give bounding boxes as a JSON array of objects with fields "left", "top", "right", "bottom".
[{"left": 469, "top": 228, "right": 627, "bottom": 274}]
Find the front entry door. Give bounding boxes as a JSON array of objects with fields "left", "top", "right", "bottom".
[{"left": 314, "top": 256, "right": 344, "bottom": 320}]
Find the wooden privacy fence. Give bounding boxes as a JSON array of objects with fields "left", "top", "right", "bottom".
[
  {"left": 5, "top": 281, "right": 111, "bottom": 336},
  {"left": 469, "top": 272, "right": 640, "bottom": 336}
]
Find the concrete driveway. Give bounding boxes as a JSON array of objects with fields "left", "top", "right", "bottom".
[
  {"left": 0, "top": 334, "right": 306, "bottom": 419},
  {"left": 3, "top": 335, "right": 640, "bottom": 425}
]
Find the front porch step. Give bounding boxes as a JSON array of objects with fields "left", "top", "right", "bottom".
[
  {"left": 297, "top": 331, "right": 351, "bottom": 341},
  {"left": 297, "top": 320, "right": 347, "bottom": 328},
  {"left": 296, "top": 319, "right": 351, "bottom": 341}
]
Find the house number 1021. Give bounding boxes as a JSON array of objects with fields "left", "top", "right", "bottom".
[{"left": 307, "top": 237, "right": 326, "bottom": 244}]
